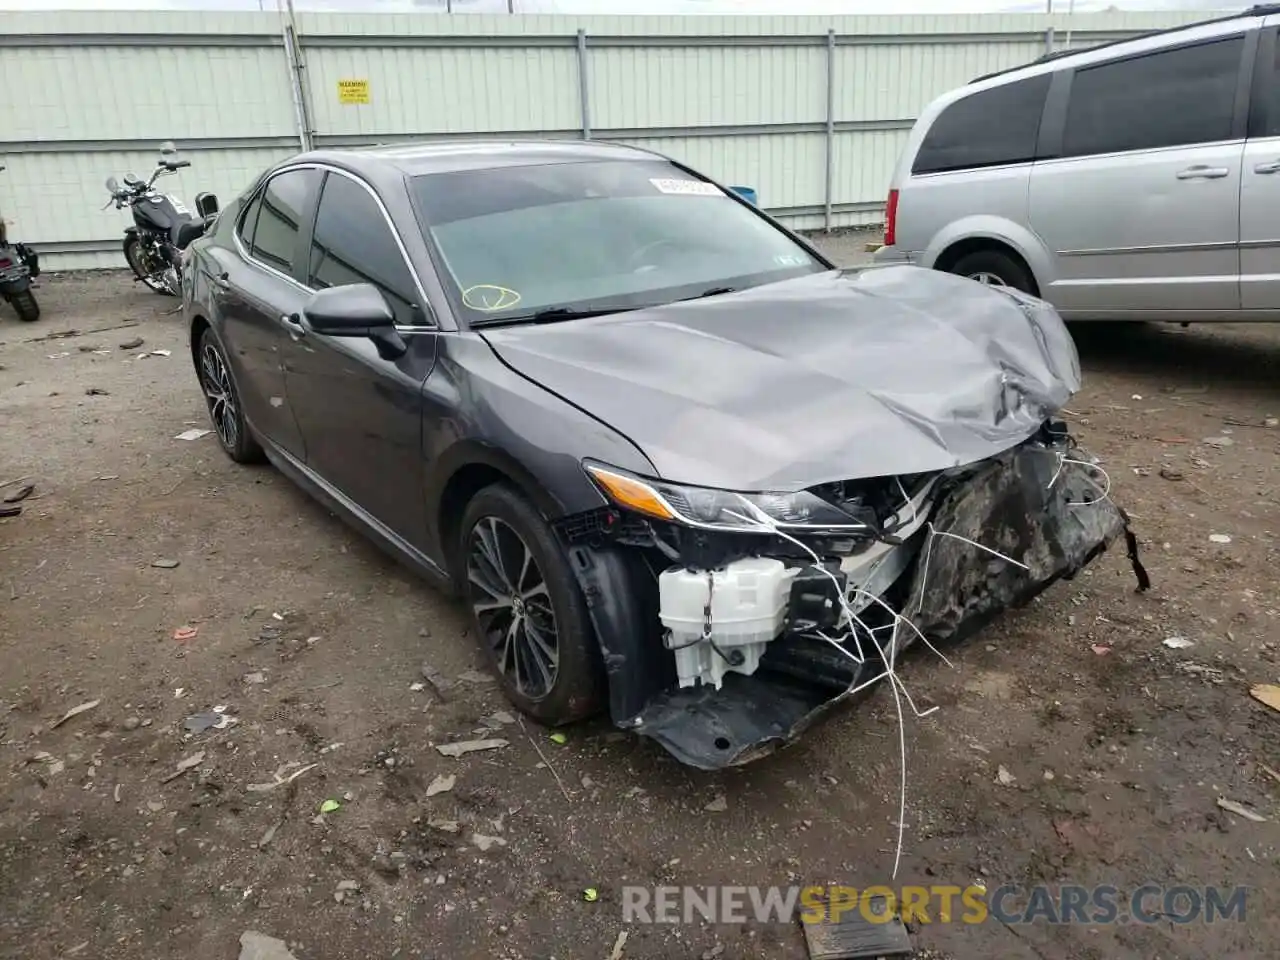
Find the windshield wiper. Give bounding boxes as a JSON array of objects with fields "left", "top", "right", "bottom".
[
  {"left": 677, "top": 286, "right": 737, "bottom": 302},
  {"left": 470, "top": 305, "right": 638, "bottom": 328}
]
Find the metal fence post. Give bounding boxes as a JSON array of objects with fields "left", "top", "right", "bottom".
[
  {"left": 576, "top": 29, "right": 591, "bottom": 140},
  {"left": 824, "top": 28, "right": 835, "bottom": 233},
  {"left": 282, "top": 24, "right": 313, "bottom": 152}
]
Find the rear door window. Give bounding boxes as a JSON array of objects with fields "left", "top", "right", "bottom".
[
  {"left": 249, "top": 169, "right": 319, "bottom": 275},
  {"left": 912, "top": 74, "right": 1051, "bottom": 175},
  {"left": 1260, "top": 30, "right": 1280, "bottom": 137},
  {"left": 1062, "top": 36, "right": 1245, "bottom": 158}
]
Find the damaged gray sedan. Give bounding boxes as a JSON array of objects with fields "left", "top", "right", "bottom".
[{"left": 183, "top": 140, "right": 1148, "bottom": 771}]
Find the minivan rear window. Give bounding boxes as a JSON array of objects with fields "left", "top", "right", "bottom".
[
  {"left": 1062, "top": 36, "right": 1244, "bottom": 157},
  {"left": 911, "top": 74, "right": 1051, "bottom": 175}
]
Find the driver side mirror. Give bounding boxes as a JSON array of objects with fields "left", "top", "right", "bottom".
[{"left": 302, "top": 284, "right": 405, "bottom": 358}]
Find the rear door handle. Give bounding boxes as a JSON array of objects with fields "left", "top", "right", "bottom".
[
  {"left": 1254, "top": 160, "right": 1280, "bottom": 175},
  {"left": 213, "top": 271, "right": 231, "bottom": 289},
  {"left": 1176, "top": 165, "right": 1229, "bottom": 180},
  {"left": 281, "top": 312, "right": 305, "bottom": 336}
]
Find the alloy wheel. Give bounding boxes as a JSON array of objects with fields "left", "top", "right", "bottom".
[
  {"left": 968, "top": 271, "right": 1008, "bottom": 287},
  {"left": 199, "top": 341, "right": 239, "bottom": 451},
  {"left": 465, "top": 516, "right": 560, "bottom": 700}
]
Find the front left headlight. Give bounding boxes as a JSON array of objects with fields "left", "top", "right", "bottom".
[{"left": 584, "top": 461, "right": 870, "bottom": 533}]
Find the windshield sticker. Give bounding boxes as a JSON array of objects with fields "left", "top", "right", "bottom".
[
  {"left": 462, "top": 284, "right": 522, "bottom": 312},
  {"left": 649, "top": 178, "right": 723, "bottom": 197},
  {"left": 773, "top": 254, "right": 810, "bottom": 267}
]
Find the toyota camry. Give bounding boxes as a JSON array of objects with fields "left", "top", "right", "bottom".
[{"left": 182, "top": 140, "right": 1147, "bottom": 769}]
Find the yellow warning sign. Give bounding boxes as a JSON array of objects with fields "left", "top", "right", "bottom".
[{"left": 337, "top": 79, "right": 369, "bottom": 105}]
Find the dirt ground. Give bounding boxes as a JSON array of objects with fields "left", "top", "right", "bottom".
[{"left": 1, "top": 237, "right": 1278, "bottom": 960}]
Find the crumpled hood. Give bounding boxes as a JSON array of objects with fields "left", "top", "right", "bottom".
[{"left": 479, "top": 265, "right": 1081, "bottom": 490}]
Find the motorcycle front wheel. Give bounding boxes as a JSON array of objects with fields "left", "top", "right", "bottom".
[
  {"left": 123, "top": 235, "right": 174, "bottom": 297},
  {"left": 7, "top": 287, "right": 39, "bottom": 322}
]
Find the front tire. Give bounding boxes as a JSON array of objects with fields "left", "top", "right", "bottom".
[
  {"left": 8, "top": 288, "right": 39, "bottom": 322},
  {"left": 460, "top": 484, "right": 605, "bottom": 725},
  {"left": 948, "top": 249, "right": 1036, "bottom": 295},
  {"left": 197, "top": 327, "right": 263, "bottom": 464},
  {"left": 123, "top": 235, "right": 173, "bottom": 297}
]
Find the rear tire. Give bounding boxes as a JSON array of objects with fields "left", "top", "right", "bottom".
[
  {"left": 948, "top": 249, "right": 1036, "bottom": 296},
  {"left": 123, "top": 235, "right": 173, "bottom": 297},
  {"left": 197, "top": 327, "right": 263, "bottom": 464},
  {"left": 9, "top": 288, "right": 39, "bottom": 322},
  {"left": 459, "top": 484, "right": 605, "bottom": 725}
]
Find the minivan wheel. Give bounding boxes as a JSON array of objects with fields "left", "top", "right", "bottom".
[
  {"left": 460, "top": 485, "right": 604, "bottom": 726},
  {"left": 949, "top": 249, "right": 1035, "bottom": 295},
  {"left": 197, "top": 327, "right": 263, "bottom": 464}
]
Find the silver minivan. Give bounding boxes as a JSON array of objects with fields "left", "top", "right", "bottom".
[{"left": 874, "top": 5, "right": 1280, "bottom": 321}]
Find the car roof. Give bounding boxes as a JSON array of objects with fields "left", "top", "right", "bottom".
[
  {"left": 970, "top": 3, "right": 1280, "bottom": 86},
  {"left": 289, "top": 139, "right": 660, "bottom": 178}
]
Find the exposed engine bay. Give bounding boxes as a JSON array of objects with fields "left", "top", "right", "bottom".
[{"left": 559, "top": 421, "right": 1149, "bottom": 770}]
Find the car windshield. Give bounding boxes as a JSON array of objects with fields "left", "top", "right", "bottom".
[{"left": 409, "top": 159, "right": 826, "bottom": 325}]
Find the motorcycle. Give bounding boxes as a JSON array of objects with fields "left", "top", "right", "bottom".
[
  {"left": 104, "top": 142, "right": 218, "bottom": 297},
  {"left": 0, "top": 163, "right": 41, "bottom": 322}
]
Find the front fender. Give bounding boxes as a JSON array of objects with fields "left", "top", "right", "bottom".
[{"left": 923, "top": 215, "right": 1053, "bottom": 287}]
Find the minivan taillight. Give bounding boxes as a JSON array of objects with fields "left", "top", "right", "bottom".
[{"left": 884, "top": 189, "right": 899, "bottom": 248}]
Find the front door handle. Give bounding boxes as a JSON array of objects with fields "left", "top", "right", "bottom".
[
  {"left": 1254, "top": 160, "right": 1280, "bottom": 175},
  {"left": 1176, "top": 165, "right": 1230, "bottom": 180},
  {"left": 281, "top": 312, "right": 305, "bottom": 336}
]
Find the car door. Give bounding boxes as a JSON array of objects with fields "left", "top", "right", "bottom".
[
  {"left": 1241, "top": 19, "right": 1280, "bottom": 311},
  {"left": 1028, "top": 30, "right": 1251, "bottom": 318},
  {"left": 280, "top": 168, "right": 440, "bottom": 550},
  {"left": 216, "top": 167, "right": 321, "bottom": 458}
]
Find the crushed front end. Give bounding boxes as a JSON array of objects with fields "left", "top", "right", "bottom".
[{"left": 560, "top": 421, "right": 1148, "bottom": 770}]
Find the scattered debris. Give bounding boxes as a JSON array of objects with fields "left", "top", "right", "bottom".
[
  {"left": 173, "top": 626, "right": 199, "bottom": 642},
  {"left": 1217, "top": 797, "right": 1268, "bottom": 823},
  {"left": 183, "top": 709, "right": 237, "bottom": 734},
  {"left": 471, "top": 833, "right": 507, "bottom": 852},
  {"left": 488, "top": 710, "right": 517, "bottom": 725},
  {"left": 161, "top": 751, "right": 206, "bottom": 783},
  {"left": 582, "top": 887, "right": 599, "bottom": 903},
  {"left": 996, "top": 765, "right": 1016, "bottom": 786},
  {"left": 0, "top": 504, "right": 21, "bottom": 519},
  {"left": 118, "top": 337, "right": 144, "bottom": 350},
  {"left": 425, "top": 773, "right": 456, "bottom": 797},
  {"left": 801, "top": 893, "right": 913, "bottom": 958},
  {"left": 548, "top": 731, "right": 568, "bottom": 745},
  {"left": 428, "top": 818, "right": 460, "bottom": 834},
  {"left": 701, "top": 946, "right": 725, "bottom": 960},
  {"left": 334, "top": 879, "right": 359, "bottom": 903},
  {"left": 3, "top": 484, "right": 35, "bottom": 504},
  {"left": 1163, "top": 636, "right": 1195, "bottom": 649},
  {"left": 247, "top": 762, "right": 318, "bottom": 793},
  {"left": 1249, "top": 684, "right": 1280, "bottom": 714},
  {"left": 257, "top": 820, "right": 282, "bottom": 849},
  {"left": 1091, "top": 644, "right": 1111, "bottom": 656},
  {"left": 1202, "top": 436, "right": 1234, "bottom": 449},
  {"left": 151, "top": 558, "right": 180, "bottom": 569},
  {"left": 409, "top": 682, "right": 425, "bottom": 692},
  {"left": 85, "top": 387, "right": 109, "bottom": 396},
  {"left": 238, "top": 930, "right": 299, "bottom": 960},
  {"left": 243, "top": 671, "right": 266, "bottom": 685},
  {"left": 49, "top": 698, "right": 100, "bottom": 730},
  {"left": 456, "top": 669, "right": 495, "bottom": 685},
  {"left": 1159, "top": 467, "right": 1184, "bottom": 481},
  {"left": 436, "top": 738, "right": 508, "bottom": 758},
  {"left": 1259, "top": 763, "right": 1280, "bottom": 785},
  {"left": 608, "top": 930, "right": 629, "bottom": 960},
  {"left": 704, "top": 794, "right": 728, "bottom": 812},
  {"left": 318, "top": 798, "right": 341, "bottom": 814},
  {"left": 47, "top": 351, "right": 72, "bottom": 359},
  {"left": 174, "top": 428, "right": 210, "bottom": 441},
  {"left": 1208, "top": 534, "right": 1232, "bottom": 544}
]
